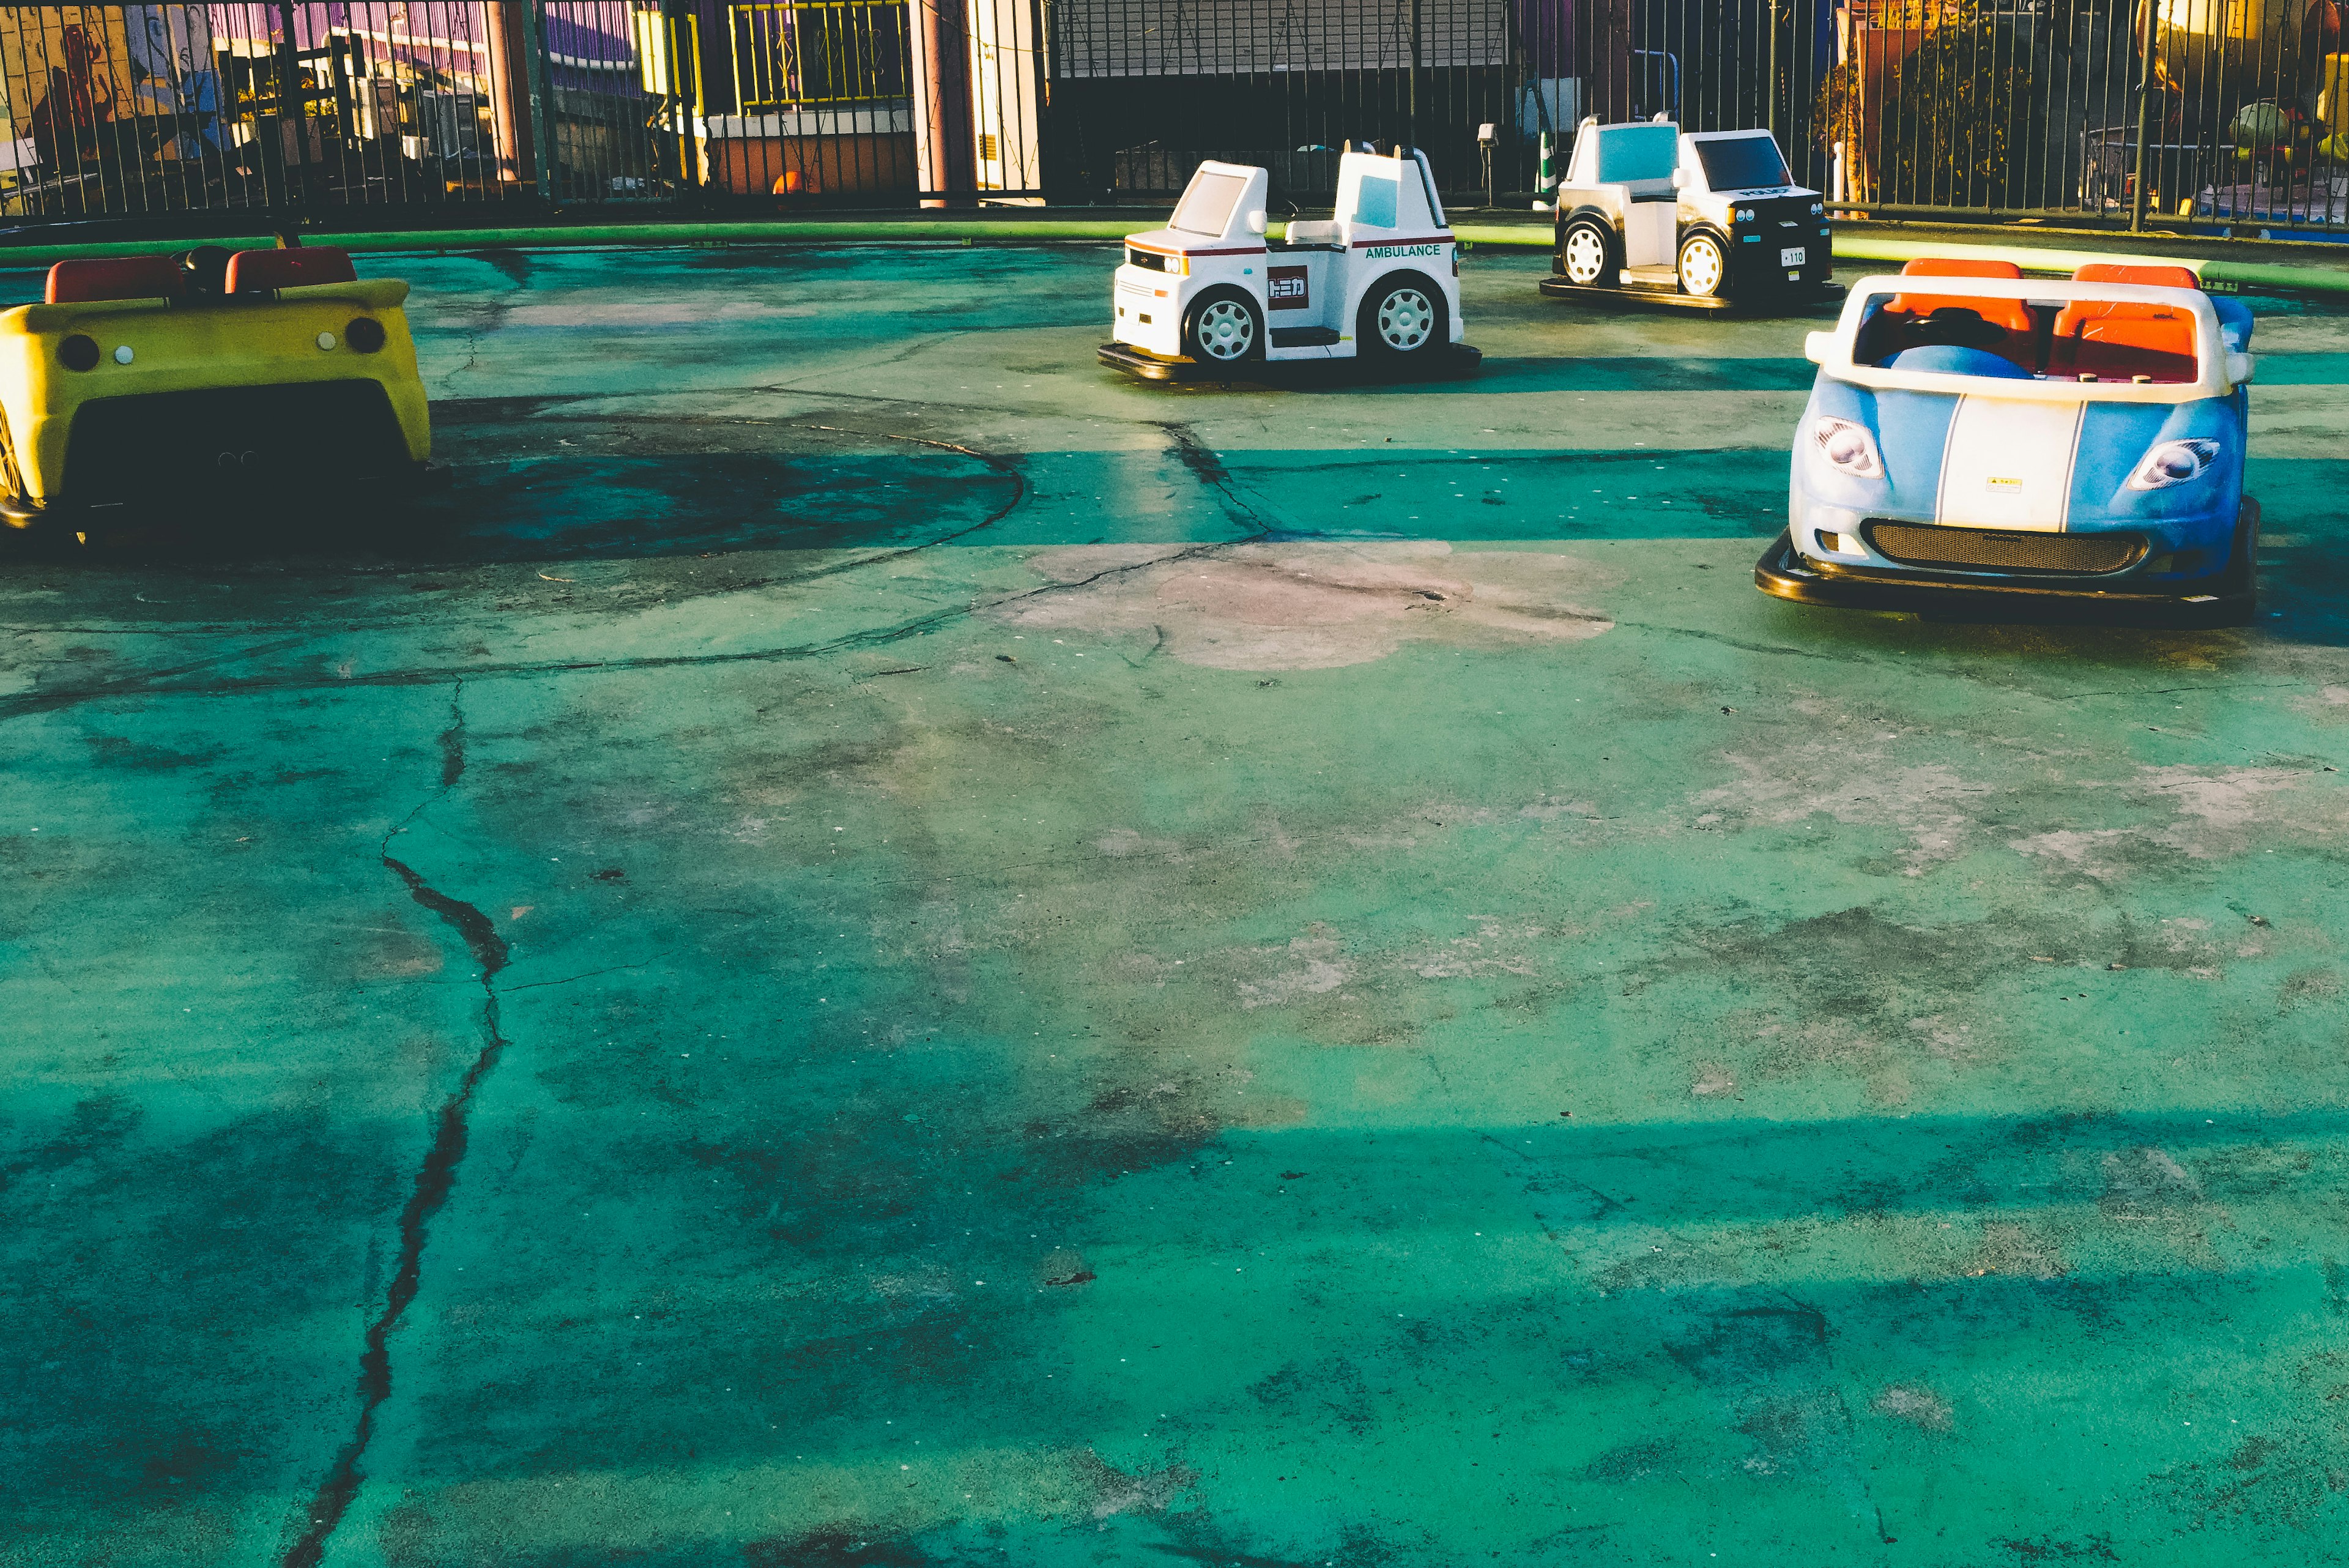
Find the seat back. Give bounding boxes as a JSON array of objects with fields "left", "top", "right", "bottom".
[
  {"left": 47, "top": 255, "right": 184, "bottom": 305},
  {"left": 2050, "top": 262, "right": 2199, "bottom": 381},
  {"left": 2070, "top": 261, "right": 2199, "bottom": 290},
  {"left": 223, "top": 246, "right": 358, "bottom": 294},
  {"left": 1887, "top": 258, "right": 2032, "bottom": 335}
]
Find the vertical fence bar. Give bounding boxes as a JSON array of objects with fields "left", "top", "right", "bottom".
[
  {"left": 273, "top": 0, "right": 302, "bottom": 222},
  {"left": 530, "top": 0, "right": 560, "bottom": 200},
  {"left": 2130, "top": 0, "right": 2151, "bottom": 231},
  {"left": 1406, "top": 0, "right": 1420, "bottom": 147}
]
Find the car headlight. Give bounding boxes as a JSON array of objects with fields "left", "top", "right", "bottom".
[
  {"left": 1811, "top": 201, "right": 1825, "bottom": 215},
  {"left": 1734, "top": 207, "right": 1756, "bottom": 223},
  {"left": 1810, "top": 415, "right": 1883, "bottom": 478},
  {"left": 2126, "top": 437, "right": 2220, "bottom": 490}
]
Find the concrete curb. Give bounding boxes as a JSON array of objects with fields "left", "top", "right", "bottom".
[
  {"left": 4, "top": 217, "right": 2347, "bottom": 298},
  {"left": 1459, "top": 223, "right": 2349, "bottom": 298}
]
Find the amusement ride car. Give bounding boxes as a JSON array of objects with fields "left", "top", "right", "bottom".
[
  {"left": 0, "top": 242, "right": 434, "bottom": 544},
  {"left": 1542, "top": 116, "right": 1839, "bottom": 311},
  {"left": 1757, "top": 258, "right": 2261, "bottom": 623},
  {"left": 1100, "top": 147, "right": 1479, "bottom": 381}
]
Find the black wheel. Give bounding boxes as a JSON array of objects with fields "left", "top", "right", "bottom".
[
  {"left": 1678, "top": 230, "right": 1729, "bottom": 299},
  {"left": 1559, "top": 217, "right": 1619, "bottom": 288},
  {"left": 1181, "top": 288, "right": 1263, "bottom": 365},
  {"left": 1357, "top": 273, "right": 1447, "bottom": 357},
  {"left": 2205, "top": 494, "right": 2261, "bottom": 623}
]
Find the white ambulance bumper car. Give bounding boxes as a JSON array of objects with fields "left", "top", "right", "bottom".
[{"left": 1100, "top": 149, "right": 1479, "bottom": 381}]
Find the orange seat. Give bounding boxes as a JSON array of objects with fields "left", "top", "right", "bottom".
[
  {"left": 2070, "top": 261, "right": 2199, "bottom": 290},
  {"left": 2050, "top": 264, "right": 2199, "bottom": 381},
  {"left": 223, "top": 247, "right": 358, "bottom": 294},
  {"left": 46, "top": 255, "right": 183, "bottom": 305},
  {"left": 1887, "top": 258, "right": 2033, "bottom": 335}
]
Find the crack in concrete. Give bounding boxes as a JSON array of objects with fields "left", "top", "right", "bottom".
[
  {"left": 1154, "top": 420, "right": 1275, "bottom": 533},
  {"left": 1613, "top": 619, "right": 1893, "bottom": 664},
  {"left": 0, "top": 612, "right": 970, "bottom": 716},
  {"left": 0, "top": 632, "right": 321, "bottom": 715},
  {"left": 2055, "top": 680, "right": 2309, "bottom": 700},
  {"left": 284, "top": 686, "right": 510, "bottom": 1568},
  {"left": 502, "top": 959, "right": 650, "bottom": 993}
]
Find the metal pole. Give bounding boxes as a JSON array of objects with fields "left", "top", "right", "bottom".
[
  {"left": 912, "top": 0, "right": 978, "bottom": 207},
  {"left": 274, "top": 0, "right": 304, "bottom": 218},
  {"left": 487, "top": 2, "right": 540, "bottom": 195},
  {"left": 529, "top": 0, "right": 561, "bottom": 203},
  {"left": 1409, "top": 0, "right": 1422, "bottom": 148},
  {"left": 2131, "top": 0, "right": 2155, "bottom": 232}
]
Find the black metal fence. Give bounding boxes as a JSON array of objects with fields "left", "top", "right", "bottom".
[{"left": 4, "top": 0, "right": 2347, "bottom": 237}]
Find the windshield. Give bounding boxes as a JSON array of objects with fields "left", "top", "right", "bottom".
[
  {"left": 1589, "top": 124, "right": 1678, "bottom": 182},
  {"left": 1695, "top": 135, "right": 1790, "bottom": 191},
  {"left": 1170, "top": 170, "right": 1247, "bottom": 237}
]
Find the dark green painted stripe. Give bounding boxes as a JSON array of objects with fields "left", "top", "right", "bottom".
[
  {"left": 1454, "top": 356, "right": 1823, "bottom": 393},
  {"left": 1218, "top": 450, "right": 2349, "bottom": 543},
  {"left": 2247, "top": 352, "right": 2349, "bottom": 384}
]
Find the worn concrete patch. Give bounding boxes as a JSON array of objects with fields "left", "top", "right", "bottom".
[{"left": 1001, "top": 539, "right": 1616, "bottom": 669}]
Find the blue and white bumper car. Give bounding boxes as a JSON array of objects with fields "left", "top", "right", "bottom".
[{"left": 1757, "top": 259, "right": 2260, "bottom": 624}]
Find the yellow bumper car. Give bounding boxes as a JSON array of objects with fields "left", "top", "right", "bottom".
[{"left": 0, "top": 244, "right": 436, "bottom": 540}]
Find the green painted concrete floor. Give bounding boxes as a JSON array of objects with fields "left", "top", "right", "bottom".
[{"left": 9, "top": 245, "right": 2349, "bottom": 1567}]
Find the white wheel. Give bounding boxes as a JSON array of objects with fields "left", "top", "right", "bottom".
[
  {"left": 1679, "top": 232, "right": 1727, "bottom": 298},
  {"left": 1373, "top": 286, "right": 1436, "bottom": 352},
  {"left": 1190, "top": 296, "right": 1257, "bottom": 361},
  {"left": 1561, "top": 221, "right": 1612, "bottom": 286}
]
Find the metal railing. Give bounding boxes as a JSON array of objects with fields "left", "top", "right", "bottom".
[
  {"left": 1045, "top": 0, "right": 1547, "bottom": 203},
  {"left": 0, "top": 2, "right": 551, "bottom": 221},
  {"left": 1, "top": 1, "right": 2345, "bottom": 238},
  {"left": 732, "top": 2, "right": 909, "bottom": 108}
]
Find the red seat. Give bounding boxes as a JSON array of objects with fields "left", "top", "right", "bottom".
[
  {"left": 223, "top": 247, "right": 358, "bottom": 294},
  {"left": 1887, "top": 258, "right": 2033, "bottom": 335},
  {"left": 46, "top": 255, "right": 183, "bottom": 305},
  {"left": 2051, "top": 263, "right": 2199, "bottom": 382}
]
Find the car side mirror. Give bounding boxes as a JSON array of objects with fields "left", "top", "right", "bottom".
[
  {"left": 1671, "top": 168, "right": 1688, "bottom": 189},
  {"left": 1804, "top": 330, "right": 1834, "bottom": 365},
  {"left": 2227, "top": 351, "right": 2255, "bottom": 385},
  {"left": 1244, "top": 209, "right": 1267, "bottom": 235}
]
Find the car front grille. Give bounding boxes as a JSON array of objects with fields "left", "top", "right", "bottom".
[{"left": 1863, "top": 522, "right": 2147, "bottom": 575}]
